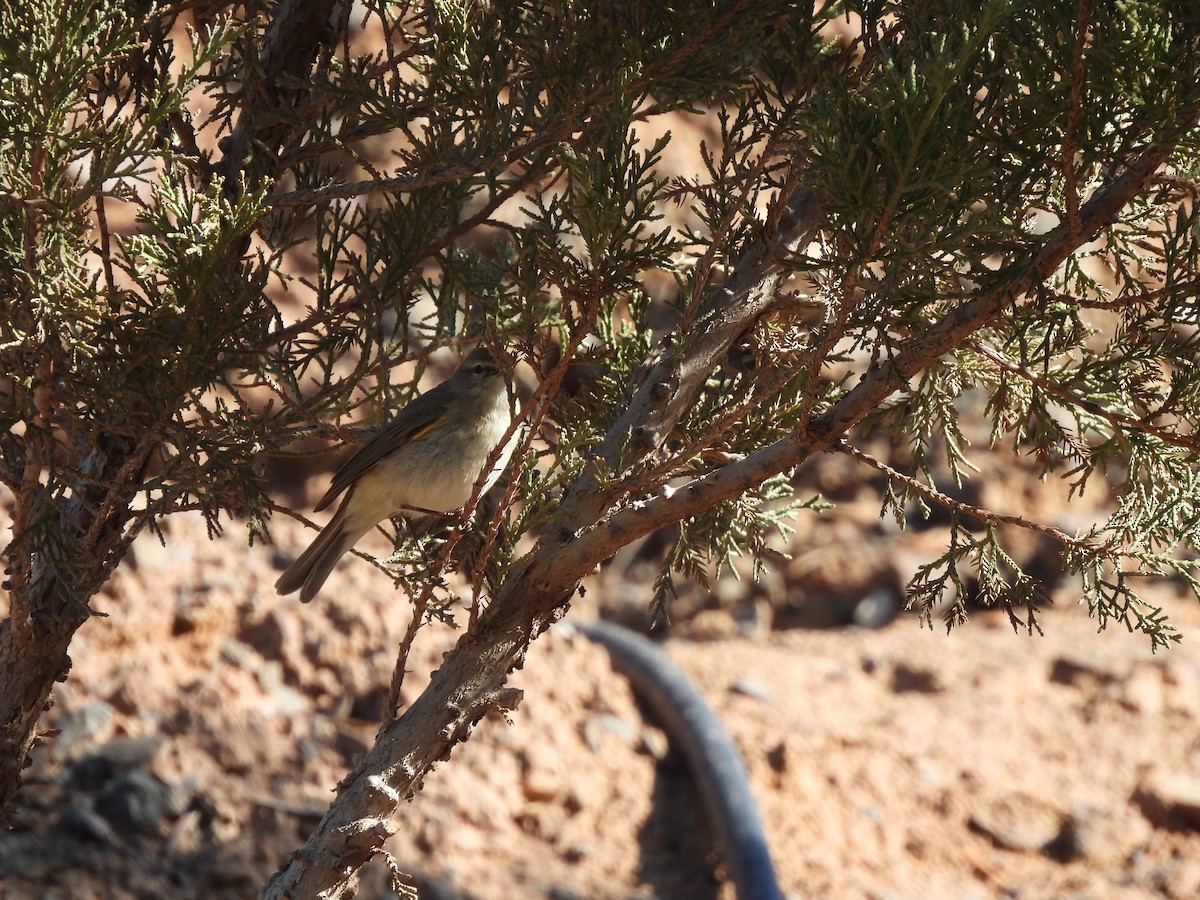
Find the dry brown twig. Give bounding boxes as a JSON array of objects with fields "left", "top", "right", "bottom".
[{"left": 835, "top": 440, "right": 1105, "bottom": 553}]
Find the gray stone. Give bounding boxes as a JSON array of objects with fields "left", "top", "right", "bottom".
[
  {"left": 51, "top": 700, "right": 115, "bottom": 761},
  {"left": 96, "top": 769, "right": 175, "bottom": 836},
  {"left": 57, "top": 803, "right": 119, "bottom": 844}
]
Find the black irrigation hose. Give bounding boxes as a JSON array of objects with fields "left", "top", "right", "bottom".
[{"left": 572, "top": 619, "right": 783, "bottom": 900}]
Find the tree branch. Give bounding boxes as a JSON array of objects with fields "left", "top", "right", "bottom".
[
  {"left": 216, "top": 0, "right": 348, "bottom": 202},
  {"left": 835, "top": 440, "right": 1100, "bottom": 551},
  {"left": 258, "top": 107, "right": 1195, "bottom": 893},
  {"left": 556, "top": 186, "right": 824, "bottom": 536}
]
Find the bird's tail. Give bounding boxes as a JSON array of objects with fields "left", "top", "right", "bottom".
[{"left": 274, "top": 504, "right": 364, "bottom": 603}]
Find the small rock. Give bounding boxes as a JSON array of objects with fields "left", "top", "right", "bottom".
[
  {"left": 731, "top": 599, "right": 774, "bottom": 638},
  {"left": 582, "top": 714, "right": 637, "bottom": 753},
  {"left": 686, "top": 609, "right": 741, "bottom": 638},
  {"left": 713, "top": 574, "right": 749, "bottom": 607},
  {"left": 238, "top": 606, "right": 301, "bottom": 662},
  {"left": 106, "top": 679, "right": 156, "bottom": 717},
  {"left": 211, "top": 729, "right": 260, "bottom": 774},
  {"left": 1133, "top": 772, "right": 1200, "bottom": 830},
  {"left": 518, "top": 743, "right": 565, "bottom": 803},
  {"left": 1162, "top": 661, "right": 1200, "bottom": 715},
  {"left": 1120, "top": 665, "right": 1166, "bottom": 715},
  {"left": 220, "top": 638, "right": 255, "bottom": 667},
  {"left": 853, "top": 589, "right": 900, "bottom": 629},
  {"left": 95, "top": 735, "right": 163, "bottom": 769},
  {"left": 968, "top": 794, "right": 1063, "bottom": 852},
  {"left": 66, "top": 735, "right": 163, "bottom": 790},
  {"left": 1044, "top": 804, "right": 1151, "bottom": 865},
  {"left": 52, "top": 701, "right": 115, "bottom": 761},
  {"left": 202, "top": 853, "right": 261, "bottom": 891},
  {"left": 164, "top": 808, "right": 204, "bottom": 856},
  {"left": 562, "top": 842, "right": 591, "bottom": 863},
  {"left": 513, "top": 809, "right": 548, "bottom": 837},
  {"left": 171, "top": 586, "right": 214, "bottom": 636},
  {"left": 639, "top": 726, "right": 669, "bottom": 760},
  {"left": 96, "top": 769, "right": 175, "bottom": 837},
  {"left": 57, "top": 804, "right": 119, "bottom": 844},
  {"left": 414, "top": 816, "right": 446, "bottom": 854},
  {"left": 1048, "top": 656, "right": 1118, "bottom": 688},
  {"left": 257, "top": 662, "right": 309, "bottom": 716},
  {"left": 729, "top": 677, "right": 772, "bottom": 704},
  {"left": 66, "top": 755, "right": 115, "bottom": 792},
  {"left": 774, "top": 592, "right": 859, "bottom": 629},
  {"left": 766, "top": 741, "right": 789, "bottom": 774},
  {"left": 1156, "top": 856, "right": 1200, "bottom": 897},
  {"left": 890, "top": 663, "right": 941, "bottom": 694}
]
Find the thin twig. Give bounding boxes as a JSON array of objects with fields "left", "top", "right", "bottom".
[
  {"left": 269, "top": 131, "right": 566, "bottom": 207},
  {"left": 680, "top": 113, "right": 792, "bottom": 332},
  {"left": 259, "top": 164, "right": 550, "bottom": 354},
  {"left": 835, "top": 440, "right": 1104, "bottom": 551},
  {"left": 1062, "top": 0, "right": 1091, "bottom": 236},
  {"left": 611, "top": 359, "right": 800, "bottom": 504},
  {"left": 466, "top": 330, "right": 598, "bottom": 622},
  {"left": 92, "top": 149, "right": 118, "bottom": 307},
  {"left": 264, "top": 498, "right": 412, "bottom": 579},
  {"left": 967, "top": 338, "right": 1200, "bottom": 453}
]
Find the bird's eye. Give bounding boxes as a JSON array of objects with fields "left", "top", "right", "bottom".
[{"left": 474, "top": 364, "right": 487, "bottom": 375}]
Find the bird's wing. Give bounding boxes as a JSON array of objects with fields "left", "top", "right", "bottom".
[{"left": 313, "top": 384, "right": 449, "bottom": 512}]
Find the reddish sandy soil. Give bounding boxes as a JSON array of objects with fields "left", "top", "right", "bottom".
[{"left": 4, "top": 448, "right": 1200, "bottom": 900}]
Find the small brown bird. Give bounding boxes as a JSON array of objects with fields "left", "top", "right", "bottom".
[{"left": 275, "top": 347, "right": 514, "bottom": 603}]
